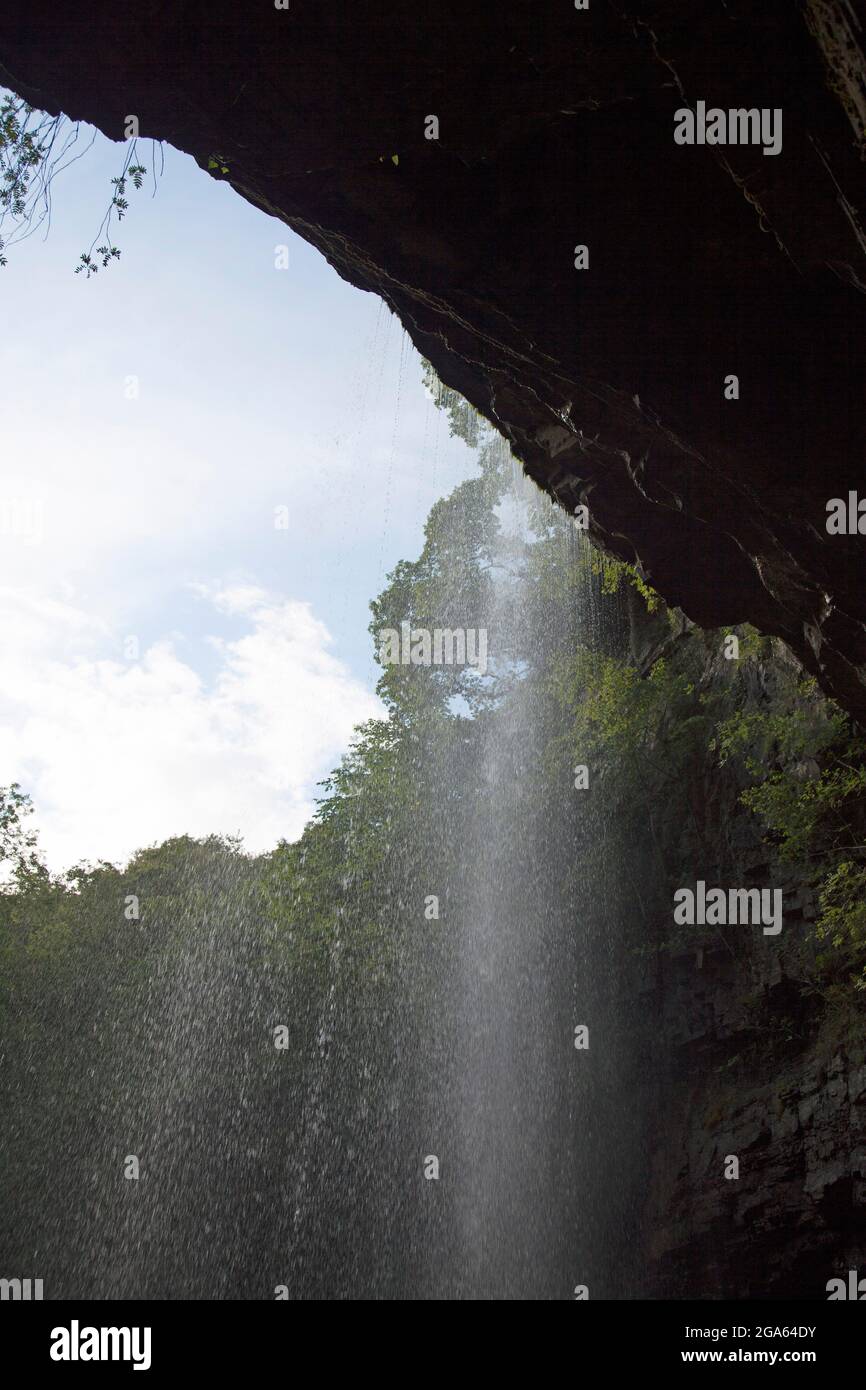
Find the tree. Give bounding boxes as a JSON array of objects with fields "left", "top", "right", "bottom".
[{"left": 0, "top": 782, "right": 47, "bottom": 889}]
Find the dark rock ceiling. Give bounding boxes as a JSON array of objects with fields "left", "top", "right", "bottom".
[{"left": 2, "top": 1, "right": 865, "bottom": 718}]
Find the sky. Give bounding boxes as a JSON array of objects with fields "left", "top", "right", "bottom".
[{"left": 0, "top": 112, "right": 477, "bottom": 870}]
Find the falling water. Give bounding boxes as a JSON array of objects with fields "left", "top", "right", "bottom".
[
  {"left": 450, "top": 445, "right": 572, "bottom": 1299},
  {"left": 1, "top": 421, "right": 647, "bottom": 1302},
  {"left": 405, "top": 441, "right": 644, "bottom": 1299}
]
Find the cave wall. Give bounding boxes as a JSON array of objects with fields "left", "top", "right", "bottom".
[
  {"left": 1, "top": 4, "right": 865, "bottom": 712},
  {"left": 618, "top": 623, "right": 866, "bottom": 1299},
  {"left": 1, "top": 2, "right": 865, "bottom": 722},
  {"left": 647, "top": 960, "right": 866, "bottom": 1299}
]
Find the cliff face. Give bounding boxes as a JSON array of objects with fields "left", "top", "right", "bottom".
[
  {"left": 620, "top": 612, "right": 866, "bottom": 1300},
  {"left": 648, "top": 1003, "right": 866, "bottom": 1298},
  {"left": 2, "top": 2, "right": 865, "bottom": 721},
  {"left": 645, "top": 877, "right": 866, "bottom": 1298}
]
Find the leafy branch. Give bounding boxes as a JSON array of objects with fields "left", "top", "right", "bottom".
[
  {"left": 0, "top": 91, "right": 159, "bottom": 276},
  {"left": 74, "top": 145, "right": 149, "bottom": 277}
]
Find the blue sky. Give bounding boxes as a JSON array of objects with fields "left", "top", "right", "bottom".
[{"left": 0, "top": 116, "right": 477, "bottom": 868}]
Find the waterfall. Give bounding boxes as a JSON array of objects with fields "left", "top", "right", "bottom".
[
  {"left": 449, "top": 444, "right": 572, "bottom": 1298},
  {"left": 1, "top": 419, "right": 647, "bottom": 1302}
]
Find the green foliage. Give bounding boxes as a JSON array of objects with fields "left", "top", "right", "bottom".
[
  {"left": 2, "top": 361, "right": 864, "bottom": 1289},
  {"left": 420, "top": 358, "right": 483, "bottom": 448},
  {"left": 75, "top": 246, "right": 121, "bottom": 276},
  {"left": 370, "top": 433, "right": 510, "bottom": 721},
  {"left": 552, "top": 638, "right": 712, "bottom": 813},
  {"left": 715, "top": 678, "right": 864, "bottom": 861},
  {"left": 592, "top": 552, "right": 662, "bottom": 612},
  {"left": 74, "top": 149, "right": 148, "bottom": 277},
  {"left": 0, "top": 95, "right": 50, "bottom": 265},
  {"left": 739, "top": 763, "right": 866, "bottom": 864},
  {"left": 0, "top": 783, "right": 48, "bottom": 890},
  {"left": 735, "top": 624, "right": 769, "bottom": 661},
  {"left": 713, "top": 675, "right": 866, "bottom": 988},
  {"left": 559, "top": 651, "right": 652, "bottom": 760},
  {"left": 0, "top": 91, "right": 150, "bottom": 274},
  {"left": 715, "top": 677, "right": 847, "bottom": 775},
  {"left": 815, "top": 860, "right": 866, "bottom": 990},
  {"left": 0, "top": 96, "right": 45, "bottom": 217}
]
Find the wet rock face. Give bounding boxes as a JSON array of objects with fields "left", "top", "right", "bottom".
[
  {"left": 633, "top": 642, "right": 866, "bottom": 1299},
  {"left": 2, "top": 2, "right": 865, "bottom": 718},
  {"left": 648, "top": 1034, "right": 866, "bottom": 1298}
]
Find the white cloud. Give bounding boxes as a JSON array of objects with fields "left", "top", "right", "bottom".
[{"left": 0, "top": 582, "right": 382, "bottom": 871}]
